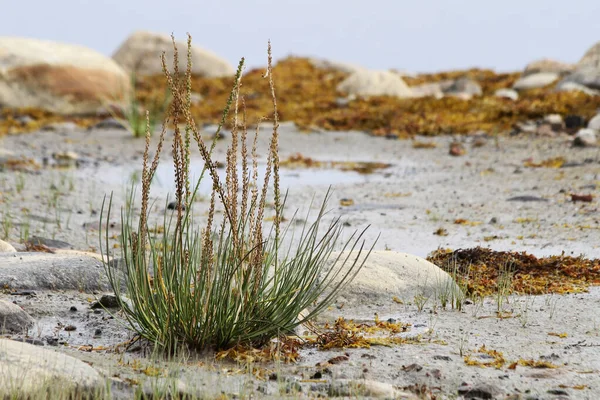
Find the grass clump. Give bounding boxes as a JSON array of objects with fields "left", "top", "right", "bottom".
[{"left": 101, "top": 34, "right": 374, "bottom": 353}]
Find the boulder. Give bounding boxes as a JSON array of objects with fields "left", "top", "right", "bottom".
[
  {"left": 573, "top": 128, "right": 597, "bottom": 147},
  {"left": 0, "top": 338, "right": 103, "bottom": 397},
  {"left": 0, "top": 252, "right": 123, "bottom": 292},
  {"left": 0, "top": 239, "right": 16, "bottom": 253},
  {"left": 523, "top": 58, "right": 574, "bottom": 76},
  {"left": 513, "top": 72, "right": 559, "bottom": 90},
  {"left": 112, "top": 31, "right": 234, "bottom": 78},
  {"left": 337, "top": 70, "right": 413, "bottom": 98},
  {"left": 308, "top": 58, "right": 363, "bottom": 73},
  {"left": 554, "top": 81, "right": 600, "bottom": 96},
  {"left": 0, "top": 37, "right": 130, "bottom": 114},
  {"left": 588, "top": 113, "right": 600, "bottom": 131},
  {"left": 559, "top": 67, "right": 600, "bottom": 90},
  {"left": 557, "top": 41, "right": 600, "bottom": 90},
  {"left": 0, "top": 300, "right": 34, "bottom": 334},
  {"left": 577, "top": 41, "right": 600, "bottom": 69},
  {"left": 319, "top": 251, "right": 462, "bottom": 318},
  {"left": 494, "top": 88, "right": 519, "bottom": 100}
]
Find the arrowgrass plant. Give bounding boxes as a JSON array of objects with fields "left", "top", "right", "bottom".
[{"left": 101, "top": 34, "right": 374, "bottom": 354}]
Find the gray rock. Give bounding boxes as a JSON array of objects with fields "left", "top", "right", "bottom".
[
  {"left": 559, "top": 66, "right": 600, "bottom": 90},
  {"left": 513, "top": 72, "right": 559, "bottom": 90},
  {"left": 554, "top": 81, "right": 600, "bottom": 96},
  {"left": 0, "top": 300, "right": 34, "bottom": 334},
  {"left": 577, "top": 41, "right": 600, "bottom": 69},
  {"left": 0, "top": 239, "right": 16, "bottom": 253},
  {"left": 15, "top": 115, "right": 35, "bottom": 125},
  {"left": 189, "top": 92, "right": 203, "bottom": 105},
  {"left": 308, "top": 58, "right": 364, "bottom": 73},
  {"left": 573, "top": 128, "right": 597, "bottom": 147},
  {"left": 41, "top": 121, "right": 79, "bottom": 133},
  {"left": 92, "top": 118, "right": 127, "bottom": 130},
  {"left": 0, "top": 338, "right": 103, "bottom": 398},
  {"left": 494, "top": 88, "right": 519, "bottom": 100},
  {"left": 445, "top": 77, "right": 482, "bottom": 96},
  {"left": 91, "top": 294, "right": 120, "bottom": 309},
  {"left": 588, "top": 113, "right": 600, "bottom": 131},
  {"left": 328, "top": 379, "right": 417, "bottom": 399},
  {"left": 523, "top": 58, "right": 574, "bottom": 76},
  {"left": 458, "top": 382, "right": 502, "bottom": 399},
  {"left": 27, "top": 236, "right": 74, "bottom": 250},
  {"left": 0, "top": 148, "right": 15, "bottom": 162},
  {"left": 507, "top": 195, "right": 548, "bottom": 202},
  {"left": 513, "top": 120, "right": 537, "bottom": 134},
  {"left": 51, "top": 151, "right": 79, "bottom": 168},
  {"left": 408, "top": 82, "right": 445, "bottom": 98},
  {"left": 558, "top": 41, "right": 600, "bottom": 90},
  {"left": 337, "top": 70, "right": 413, "bottom": 98},
  {"left": 0, "top": 252, "right": 123, "bottom": 292}
]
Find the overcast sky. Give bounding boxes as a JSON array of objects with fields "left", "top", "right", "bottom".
[{"left": 2, "top": 0, "right": 598, "bottom": 73}]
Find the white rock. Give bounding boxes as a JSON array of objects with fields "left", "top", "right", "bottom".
[
  {"left": 337, "top": 70, "right": 413, "bottom": 98},
  {"left": 0, "top": 240, "right": 16, "bottom": 253},
  {"left": 587, "top": 113, "right": 600, "bottom": 131},
  {"left": 494, "top": 88, "right": 519, "bottom": 101},
  {"left": 0, "top": 37, "right": 130, "bottom": 114},
  {"left": 320, "top": 251, "right": 462, "bottom": 316},
  {"left": 544, "top": 114, "right": 564, "bottom": 126},
  {"left": 554, "top": 81, "right": 600, "bottom": 96},
  {"left": 0, "top": 338, "right": 103, "bottom": 397},
  {"left": 0, "top": 300, "right": 34, "bottom": 334},
  {"left": 112, "top": 31, "right": 234, "bottom": 78},
  {"left": 573, "top": 128, "right": 597, "bottom": 147},
  {"left": 513, "top": 72, "right": 559, "bottom": 90}
]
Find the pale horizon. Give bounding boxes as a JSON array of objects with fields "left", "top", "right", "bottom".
[{"left": 2, "top": 0, "right": 598, "bottom": 74}]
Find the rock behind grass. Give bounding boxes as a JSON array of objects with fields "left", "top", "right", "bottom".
[
  {"left": 0, "top": 252, "right": 124, "bottom": 292},
  {"left": 319, "top": 251, "right": 462, "bottom": 319}
]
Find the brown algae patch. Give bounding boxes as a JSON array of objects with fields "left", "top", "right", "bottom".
[
  {"left": 428, "top": 247, "right": 600, "bottom": 296},
  {"left": 280, "top": 153, "right": 391, "bottom": 174}
]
